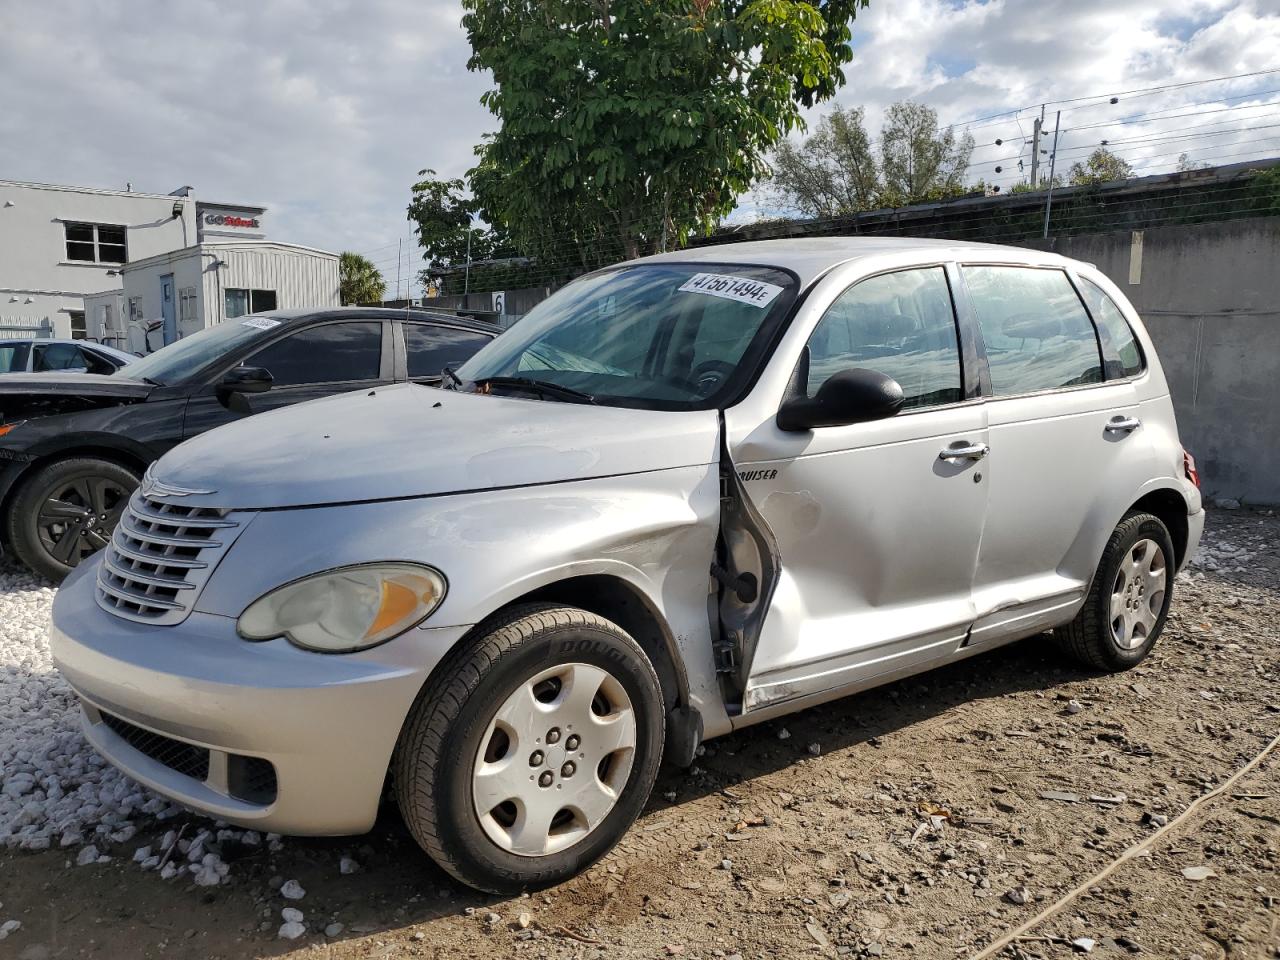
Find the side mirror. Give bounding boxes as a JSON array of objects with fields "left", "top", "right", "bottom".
[
  {"left": 218, "top": 366, "right": 273, "bottom": 395},
  {"left": 776, "top": 368, "right": 904, "bottom": 432}
]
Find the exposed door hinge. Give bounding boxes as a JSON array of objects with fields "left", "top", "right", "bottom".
[{"left": 713, "top": 631, "right": 740, "bottom": 674}]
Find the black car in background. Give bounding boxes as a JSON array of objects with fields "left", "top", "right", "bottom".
[{"left": 0, "top": 308, "right": 496, "bottom": 580}]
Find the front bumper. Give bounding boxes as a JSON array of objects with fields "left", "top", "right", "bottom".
[{"left": 51, "top": 561, "right": 470, "bottom": 835}]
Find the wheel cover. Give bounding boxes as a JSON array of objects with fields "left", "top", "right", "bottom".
[
  {"left": 1109, "top": 537, "right": 1167, "bottom": 650},
  {"left": 471, "top": 662, "right": 637, "bottom": 857},
  {"left": 35, "top": 475, "right": 132, "bottom": 568}
]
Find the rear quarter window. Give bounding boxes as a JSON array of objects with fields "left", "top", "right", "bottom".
[{"left": 1078, "top": 277, "right": 1145, "bottom": 379}]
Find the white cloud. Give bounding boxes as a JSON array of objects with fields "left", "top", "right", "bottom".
[{"left": 2, "top": 0, "right": 1277, "bottom": 257}]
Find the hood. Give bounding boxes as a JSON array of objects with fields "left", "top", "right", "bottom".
[
  {"left": 152, "top": 383, "right": 720, "bottom": 509},
  {"left": 0, "top": 372, "right": 152, "bottom": 399},
  {"left": 0, "top": 372, "right": 153, "bottom": 423}
]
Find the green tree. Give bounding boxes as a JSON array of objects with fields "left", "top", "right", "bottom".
[
  {"left": 768, "top": 104, "right": 879, "bottom": 216},
  {"left": 1068, "top": 147, "right": 1133, "bottom": 186},
  {"left": 767, "top": 100, "right": 976, "bottom": 215},
  {"left": 407, "top": 168, "right": 517, "bottom": 291},
  {"left": 339, "top": 251, "right": 386, "bottom": 305},
  {"left": 462, "top": 0, "right": 868, "bottom": 266},
  {"left": 879, "top": 101, "right": 975, "bottom": 206}
]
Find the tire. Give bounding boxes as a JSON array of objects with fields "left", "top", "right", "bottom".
[
  {"left": 393, "top": 603, "right": 665, "bottom": 894},
  {"left": 5, "top": 457, "right": 140, "bottom": 582},
  {"left": 1057, "top": 511, "right": 1176, "bottom": 671}
]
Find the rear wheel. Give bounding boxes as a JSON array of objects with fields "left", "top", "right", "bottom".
[
  {"left": 1057, "top": 511, "right": 1175, "bottom": 671},
  {"left": 6, "top": 457, "right": 139, "bottom": 581},
  {"left": 393, "top": 604, "right": 665, "bottom": 893}
]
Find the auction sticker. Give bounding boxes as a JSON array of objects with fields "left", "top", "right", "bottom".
[
  {"left": 678, "top": 273, "right": 784, "bottom": 309},
  {"left": 240, "top": 317, "right": 282, "bottom": 330}
]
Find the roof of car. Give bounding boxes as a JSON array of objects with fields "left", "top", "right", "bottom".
[
  {"left": 247, "top": 307, "right": 498, "bottom": 334},
  {"left": 636, "top": 237, "right": 1076, "bottom": 285}
]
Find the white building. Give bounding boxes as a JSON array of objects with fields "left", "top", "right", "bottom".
[
  {"left": 1, "top": 180, "right": 198, "bottom": 338},
  {"left": 85, "top": 240, "right": 339, "bottom": 350},
  {"left": 1, "top": 179, "right": 336, "bottom": 346}
]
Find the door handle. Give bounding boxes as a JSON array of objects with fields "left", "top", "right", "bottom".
[
  {"left": 939, "top": 441, "right": 990, "bottom": 462},
  {"left": 1105, "top": 416, "right": 1142, "bottom": 434}
]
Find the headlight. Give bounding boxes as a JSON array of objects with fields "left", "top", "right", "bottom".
[{"left": 237, "top": 563, "right": 446, "bottom": 653}]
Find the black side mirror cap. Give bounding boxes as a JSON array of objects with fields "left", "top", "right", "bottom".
[
  {"left": 218, "top": 366, "right": 273, "bottom": 396},
  {"left": 776, "top": 368, "right": 904, "bottom": 432}
]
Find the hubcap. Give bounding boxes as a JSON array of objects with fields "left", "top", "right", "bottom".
[
  {"left": 1110, "top": 538, "right": 1167, "bottom": 649},
  {"left": 36, "top": 475, "right": 132, "bottom": 568},
  {"left": 472, "top": 662, "right": 636, "bottom": 857}
]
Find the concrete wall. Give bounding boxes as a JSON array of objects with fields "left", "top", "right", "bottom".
[
  {"left": 1035, "top": 218, "right": 1280, "bottom": 503},
  {"left": 0, "top": 181, "right": 196, "bottom": 337}
]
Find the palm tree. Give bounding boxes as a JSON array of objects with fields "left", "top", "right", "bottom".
[{"left": 339, "top": 252, "right": 387, "bottom": 305}]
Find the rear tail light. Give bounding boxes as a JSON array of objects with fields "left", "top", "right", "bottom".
[{"left": 1183, "top": 449, "right": 1200, "bottom": 488}]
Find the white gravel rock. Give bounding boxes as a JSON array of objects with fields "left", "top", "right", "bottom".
[
  {"left": 75, "top": 844, "right": 100, "bottom": 866},
  {"left": 282, "top": 907, "right": 304, "bottom": 923},
  {"left": 339, "top": 856, "right": 360, "bottom": 875},
  {"left": 0, "top": 919, "right": 21, "bottom": 940},
  {"left": 278, "top": 920, "right": 307, "bottom": 940},
  {"left": 280, "top": 879, "right": 306, "bottom": 900},
  {"left": 0, "top": 562, "right": 181, "bottom": 852}
]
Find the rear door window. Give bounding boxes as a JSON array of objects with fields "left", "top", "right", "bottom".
[
  {"left": 803, "top": 266, "right": 963, "bottom": 410},
  {"left": 33, "top": 342, "right": 91, "bottom": 372},
  {"left": 1078, "top": 277, "right": 1144, "bottom": 379},
  {"left": 403, "top": 324, "right": 492, "bottom": 380},
  {"left": 961, "top": 266, "right": 1102, "bottom": 396},
  {"left": 246, "top": 322, "right": 383, "bottom": 386}
]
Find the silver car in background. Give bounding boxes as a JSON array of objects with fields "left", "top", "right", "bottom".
[{"left": 51, "top": 238, "right": 1203, "bottom": 893}]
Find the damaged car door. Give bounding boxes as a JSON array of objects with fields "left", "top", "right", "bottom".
[{"left": 722, "top": 264, "right": 990, "bottom": 714}]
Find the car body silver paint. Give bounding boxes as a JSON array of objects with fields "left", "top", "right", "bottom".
[
  {"left": 50, "top": 237, "right": 1203, "bottom": 835},
  {"left": 723, "top": 245, "right": 1201, "bottom": 715},
  {"left": 154, "top": 382, "right": 719, "bottom": 510}
]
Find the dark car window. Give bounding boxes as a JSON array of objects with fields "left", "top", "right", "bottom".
[
  {"left": 962, "top": 265, "right": 1103, "bottom": 396},
  {"left": 79, "top": 346, "right": 120, "bottom": 375},
  {"left": 0, "top": 342, "right": 31, "bottom": 373},
  {"left": 1078, "top": 278, "right": 1144, "bottom": 380},
  {"left": 246, "top": 322, "right": 382, "bottom": 387},
  {"left": 804, "top": 266, "right": 963, "bottom": 410},
  {"left": 33, "top": 342, "right": 92, "bottom": 372},
  {"left": 404, "top": 324, "right": 492, "bottom": 380}
]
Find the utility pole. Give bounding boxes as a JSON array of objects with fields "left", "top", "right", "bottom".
[
  {"left": 464, "top": 228, "right": 472, "bottom": 297},
  {"left": 1030, "top": 115, "right": 1042, "bottom": 188},
  {"left": 1042, "top": 110, "right": 1062, "bottom": 240}
]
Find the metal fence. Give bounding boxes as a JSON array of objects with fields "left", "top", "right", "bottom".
[{"left": 0, "top": 317, "right": 54, "bottom": 339}]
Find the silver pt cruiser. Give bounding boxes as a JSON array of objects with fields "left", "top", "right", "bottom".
[{"left": 52, "top": 238, "right": 1203, "bottom": 893}]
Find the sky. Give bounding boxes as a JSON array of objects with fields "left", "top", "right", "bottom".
[{"left": 3, "top": 0, "right": 1278, "bottom": 296}]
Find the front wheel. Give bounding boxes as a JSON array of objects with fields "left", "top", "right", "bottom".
[
  {"left": 5, "top": 457, "right": 139, "bottom": 582},
  {"left": 393, "top": 604, "right": 665, "bottom": 893},
  {"left": 1057, "top": 511, "right": 1176, "bottom": 671}
]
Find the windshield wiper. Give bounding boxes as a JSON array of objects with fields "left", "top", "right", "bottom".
[
  {"left": 441, "top": 366, "right": 462, "bottom": 390},
  {"left": 476, "top": 376, "right": 597, "bottom": 405}
]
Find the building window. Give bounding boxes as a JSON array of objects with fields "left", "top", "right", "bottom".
[
  {"left": 179, "top": 287, "right": 198, "bottom": 326},
  {"left": 69, "top": 310, "right": 87, "bottom": 340},
  {"left": 225, "top": 288, "right": 277, "bottom": 319},
  {"left": 128, "top": 297, "right": 142, "bottom": 323},
  {"left": 64, "top": 222, "right": 128, "bottom": 264}
]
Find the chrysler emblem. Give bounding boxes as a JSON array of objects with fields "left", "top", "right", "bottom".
[{"left": 140, "top": 466, "right": 214, "bottom": 499}]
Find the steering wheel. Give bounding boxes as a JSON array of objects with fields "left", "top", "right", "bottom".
[{"left": 690, "top": 359, "right": 735, "bottom": 395}]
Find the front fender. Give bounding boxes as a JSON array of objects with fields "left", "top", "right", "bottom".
[{"left": 195, "top": 465, "right": 727, "bottom": 731}]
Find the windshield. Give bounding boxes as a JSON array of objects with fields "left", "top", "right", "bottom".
[
  {"left": 455, "top": 263, "right": 798, "bottom": 410},
  {"left": 115, "top": 316, "right": 285, "bottom": 385}
]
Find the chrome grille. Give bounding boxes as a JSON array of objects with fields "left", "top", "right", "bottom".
[{"left": 96, "top": 491, "right": 245, "bottom": 625}]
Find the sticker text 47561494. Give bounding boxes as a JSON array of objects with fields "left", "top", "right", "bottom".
[{"left": 677, "top": 273, "right": 784, "bottom": 309}]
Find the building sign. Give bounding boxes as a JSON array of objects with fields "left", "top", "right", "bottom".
[{"left": 204, "top": 213, "right": 260, "bottom": 229}]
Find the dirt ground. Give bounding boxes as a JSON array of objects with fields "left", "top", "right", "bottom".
[{"left": 2, "top": 509, "right": 1277, "bottom": 960}]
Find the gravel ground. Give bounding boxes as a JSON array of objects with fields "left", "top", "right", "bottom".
[{"left": 0, "top": 508, "right": 1276, "bottom": 960}]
